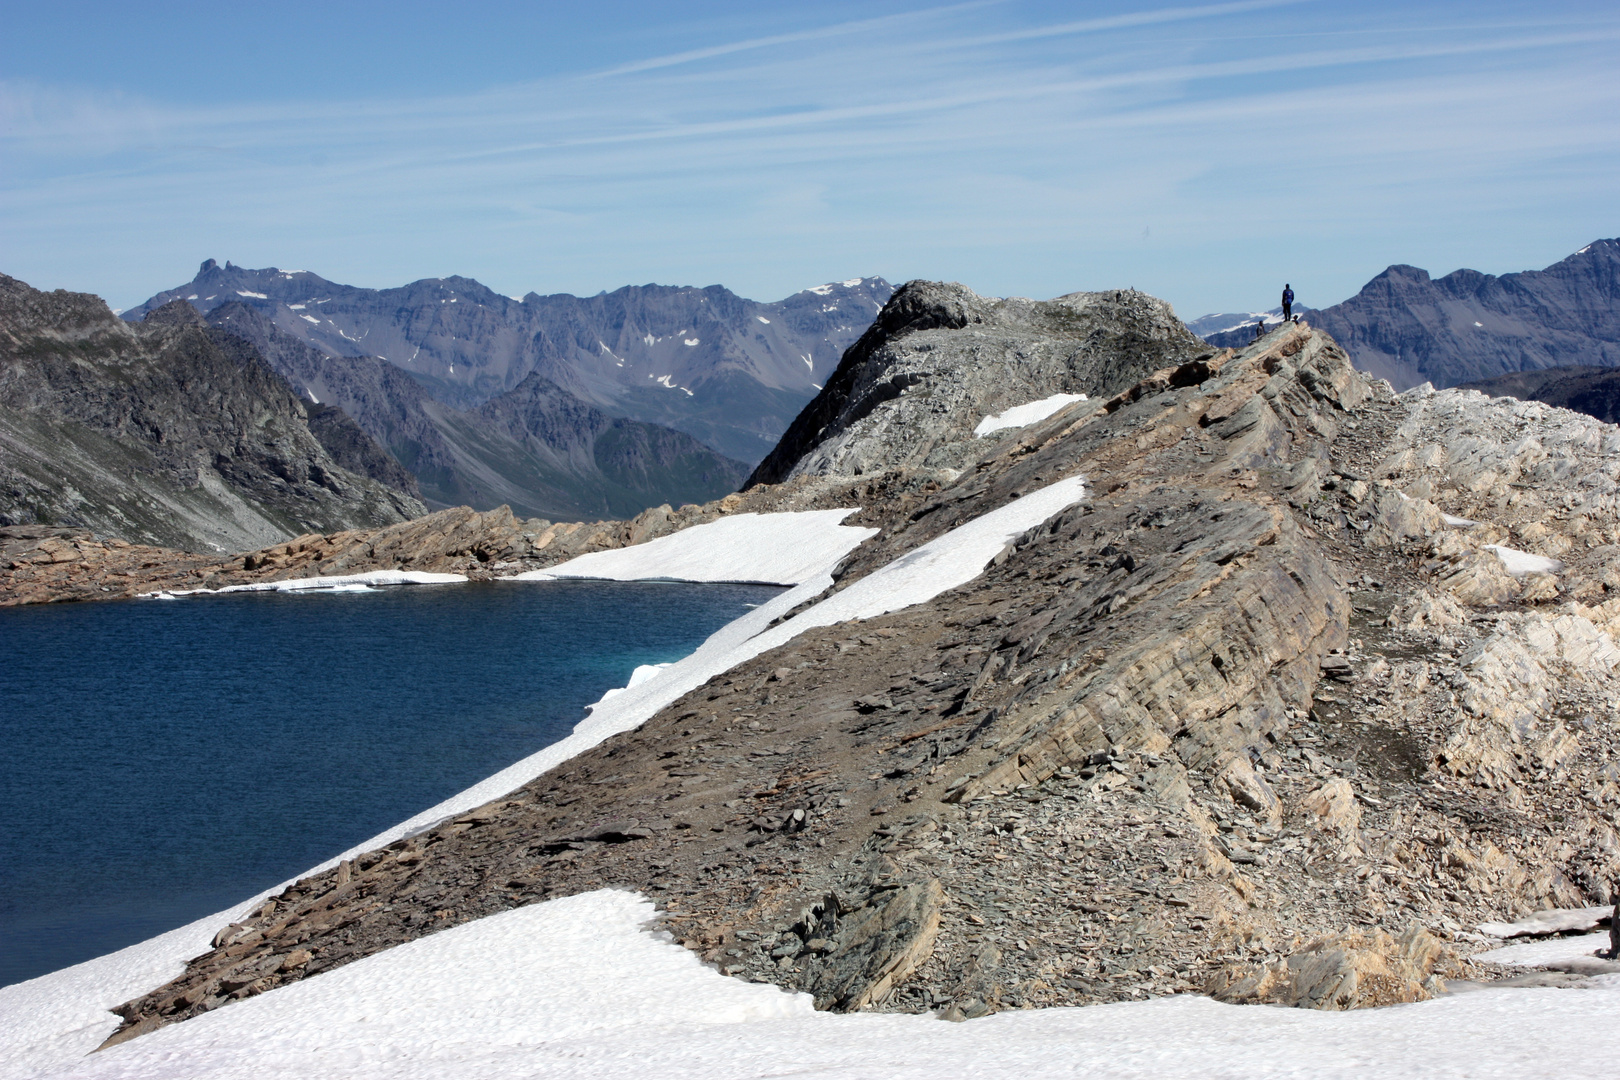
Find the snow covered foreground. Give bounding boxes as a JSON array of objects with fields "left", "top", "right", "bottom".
[
  {"left": 2, "top": 487, "right": 1091, "bottom": 1075},
  {"left": 28, "top": 890, "right": 1620, "bottom": 1080}
]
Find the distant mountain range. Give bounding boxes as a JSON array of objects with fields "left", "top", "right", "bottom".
[
  {"left": 0, "top": 275, "right": 424, "bottom": 553},
  {"left": 204, "top": 303, "right": 748, "bottom": 521},
  {"left": 1189, "top": 239, "right": 1620, "bottom": 390},
  {"left": 1186, "top": 306, "right": 1316, "bottom": 348},
  {"left": 127, "top": 263, "right": 893, "bottom": 465}
]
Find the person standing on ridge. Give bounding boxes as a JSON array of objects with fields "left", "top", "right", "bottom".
[{"left": 1282, "top": 283, "right": 1294, "bottom": 322}]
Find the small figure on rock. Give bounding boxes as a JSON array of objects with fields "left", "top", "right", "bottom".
[
  {"left": 1254, "top": 318, "right": 1266, "bottom": 341},
  {"left": 1282, "top": 283, "right": 1295, "bottom": 322}
]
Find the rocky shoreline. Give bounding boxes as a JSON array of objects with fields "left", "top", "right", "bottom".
[{"left": 71, "top": 292, "right": 1620, "bottom": 1050}]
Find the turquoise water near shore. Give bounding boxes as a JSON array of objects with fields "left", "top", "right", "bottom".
[{"left": 0, "top": 579, "right": 780, "bottom": 988}]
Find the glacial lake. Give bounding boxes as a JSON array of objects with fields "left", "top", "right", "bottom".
[{"left": 0, "top": 579, "right": 781, "bottom": 988}]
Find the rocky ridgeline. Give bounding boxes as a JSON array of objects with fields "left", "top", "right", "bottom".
[
  {"left": 126, "top": 260, "right": 895, "bottom": 464},
  {"left": 68, "top": 295, "right": 1620, "bottom": 1045}
]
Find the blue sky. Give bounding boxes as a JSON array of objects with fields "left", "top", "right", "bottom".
[{"left": 2, "top": 0, "right": 1616, "bottom": 317}]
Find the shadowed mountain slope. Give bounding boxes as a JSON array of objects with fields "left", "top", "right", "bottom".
[
  {"left": 0, "top": 274, "right": 424, "bottom": 552},
  {"left": 204, "top": 303, "right": 748, "bottom": 521}
]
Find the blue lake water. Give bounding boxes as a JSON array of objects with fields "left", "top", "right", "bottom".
[{"left": 0, "top": 579, "right": 780, "bottom": 988}]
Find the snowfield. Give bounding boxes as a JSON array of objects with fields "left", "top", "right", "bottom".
[
  {"left": 14, "top": 892, "right": 1620, "bottom": 1080},
  {"left": 1485, "top": 544, "right": 1565, "bottom": 576},
  {"left": 11, "top": 475, "right": 1619, "bottom": 1079}
]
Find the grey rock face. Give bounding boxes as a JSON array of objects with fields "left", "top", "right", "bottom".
[
  {"left": 1302, "top": 239, "right": 1620, "bottom": 390},
  {"left": 0, "top": 275, "right": 425, "bottom": 553},
  {"left": 748, "top": 281, "right": 1207, "bottom": 485},
  {"left": 127, "top": 261, "right": 893, "bottom": 464},
  {"left": 1455, "top": 365, "right": 1620, "bottom": 424},
  {"left": 206, "top": 303, "right": 747, "bottom": 521}
]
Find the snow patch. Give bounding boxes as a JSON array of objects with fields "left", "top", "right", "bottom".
[
  {"left": 143, "top": 570, "right": 466, "bottom": 600},
  {"left": 299, "top": 315, "right": 319, "bottom": 324},
  {"left": 1477, "top": 907, "right": 1613, "bottom": 941},
  {"left": 807, "top": 284, "right": 835, "bottom": 296},
  {"left": 1485, "top": 545, "right": 1564, "bottom": 576},
  {"left": 975, "top": 393, "right": 1088, "bottom": 437},
  {"left": 235, "top": 290, "right": 268, "bottom": 300},
  {"left": 756, "top": 316, "right": 771, "bottom": 324},
  {"left": 511, "top": 510, "right": 874, "bottom": 587},
  {"left": 287, "top": 304, "right": 305, "bottom": 310},
  {"left": 587, "top": 662, "right": 673, "bottom": 711},
  {"left": 842, "top": 278, "right": 862, "bottom": 287},
  {"left": 1474, "top": 321, "right": 1484, "bottom": 327},
  {"left": 185, "top": 295, "right": 198, "bottom": 301},
  {"left": 1476, "top": 930, "right": 1612, "bottom": 966},
  {"left": 684, "top": 338, "right": 699, "bottom": 346}
]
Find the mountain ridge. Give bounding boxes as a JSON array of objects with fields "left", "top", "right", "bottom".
[
  {"left": 126, "top": 262, "right": 893, "bottom": 463},
  {"left": 204, "top": 302, "right": 749, "bottom": 521},
  {"left": 1191, "top": 240, "right": 1620, "bottom": 389}
]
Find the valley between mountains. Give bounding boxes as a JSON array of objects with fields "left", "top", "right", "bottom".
[{"left": 19, "top": 279, "right": 1619, "bottom": 1049}]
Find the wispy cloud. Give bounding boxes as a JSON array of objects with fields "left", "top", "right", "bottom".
[
  {"left": 2, "top": 1, "right": 1616, "bottom": 316},
  {"left": 587, "top": 1, "right": 998, "bottom": 78}
]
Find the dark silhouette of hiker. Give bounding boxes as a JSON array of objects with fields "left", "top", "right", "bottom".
[
  {"left": 1254, "top": 319, "right": 1266, "bottom": 340},
  {"left": 1282, "top": 284, "right": 1294, "bottom": 322}
]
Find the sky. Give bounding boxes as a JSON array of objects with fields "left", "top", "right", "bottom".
[{"left": 1, "top": 0, "right": 1616, "bottom": 318}]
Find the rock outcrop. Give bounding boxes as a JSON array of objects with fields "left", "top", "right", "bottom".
[
  {"left": 0, "top": 275, "right": 424, "bottom": 552},
  {"left": 747, "top": 281, "right": 1205, "bottom": 485}
]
